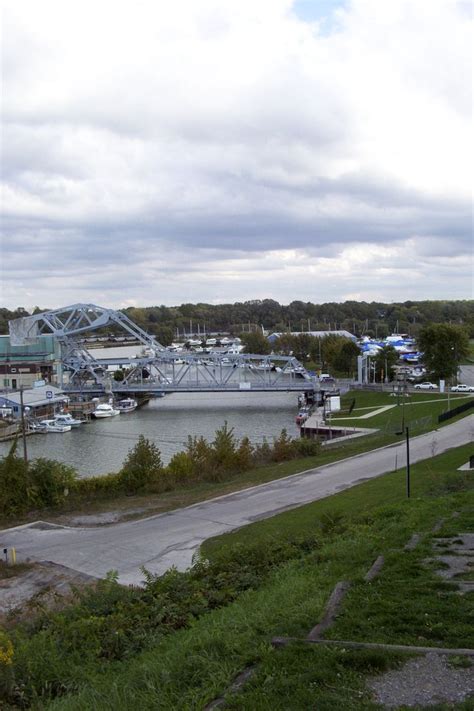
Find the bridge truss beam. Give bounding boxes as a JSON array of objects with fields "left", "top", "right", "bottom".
[{"left": 9, "top": 304, "right": 317, "bottom": 396}]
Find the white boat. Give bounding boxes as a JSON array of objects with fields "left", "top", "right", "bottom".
[
  {"left": 116, "top": 398, "right": 138, "bottom": 413},
  {"left": 53, "top": 413, "right": 84, "bottom": 428},
  {"left": 92, "top": 403, "right": 121, "bottom": 418},
  {"left": 255, "top": 361, "right": 274, "bottom": 370},
  {"left": 39, "top": 419, "right": 72, "bottom": 433}
]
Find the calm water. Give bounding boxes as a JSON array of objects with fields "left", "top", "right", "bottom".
[{"left": 1, "top": 392, "right": 300, "bottom": 477}]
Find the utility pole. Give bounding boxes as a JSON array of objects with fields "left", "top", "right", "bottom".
[
  {"left": 405, "top": 426, "right": 411, "bottom": 498},
  {"left": 401, "top": 371, "right": 407, "bottom": 431},
  {"left": 20, "top": 386, "right": 28, "bottom": 464}
]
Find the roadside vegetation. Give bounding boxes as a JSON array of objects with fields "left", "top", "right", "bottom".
[
  {"left": 0, "top": 425, "right": 320, "bottom": 522},
  {"left": 0, "top": 443, "right": 472, "bottom": 709},
  {"left": 0, "top": 390, "right": 472, "bottom": 527}
]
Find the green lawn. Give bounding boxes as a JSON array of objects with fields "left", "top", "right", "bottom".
[
  {"left": 43, "top": 444, "right": 474, "bottom": 711},
  {"left": 333, "top": 390, "right": 473, "bottom": 434}
]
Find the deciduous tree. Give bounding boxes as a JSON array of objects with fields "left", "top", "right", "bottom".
[{"left": 418, "top": 324, "right": 469, "bottom": 381}]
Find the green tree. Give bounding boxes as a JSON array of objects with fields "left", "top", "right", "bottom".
[
  {"left": 374, "top": 345, "right": 399, "bottom": 382},
  {"left": 332, "top": 339, "right": 361, "bottom": 376},
  {"left": 120, "top": 436, "right": 163, "bottom": 492},
  {"left": 319, "top": 335, "right": 345, "bottom": 372},
  {"left": 291, "top": 334, "right": 313, "bottom": 362},
  {"left": 239, "top": 331, "right": 271, "bottom": 355},
  {"left": 418, "top": 324, "right": 470, "bottom": 381},
  {"left": 274, "top": 333, "right": 296, "bottom": 356}
]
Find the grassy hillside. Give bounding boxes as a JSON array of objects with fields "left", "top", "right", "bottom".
[{"left": 0, "top": 443, "right": 470, "bottom": 709}]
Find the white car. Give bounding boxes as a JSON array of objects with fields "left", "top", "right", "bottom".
[
  {"left": 414, "top": 382, "right": 438, "bottom": 390},
  {"left": 450, "top": 384, "right": 474, "bottom": 393}
]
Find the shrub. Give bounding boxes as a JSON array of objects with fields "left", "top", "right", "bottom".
[
  {"left": 209, "top": 422, "right": 238, "bottom": 477},
  {"left": 185, "top": 435, "right": 213, "bottom": 477},
  {"left": 0, "top": 441, "right": 31, "bottom": 516},
  {"left": 271, "top": 429, "right": 294, "bottom": 462},
  {"left": 236, "top": 436, "right": 254, "bottom": 470},
  {"left": 292, "top": 437, "right": 321, "bottom": 458},
  {"left": 119, "top": 436, "right": 163, "bottom": 493},
  {"left": 167, "top": 451, "right": 195, "bottom": 482},
  {"left": 254, "top": 437, "right": 272, "bottom": 463},
  {"left": 73, "top": 471, "right": 124, "bottom": 496},
  {"left": 29, "top": 458, "right": 77, "bottom": 507}
]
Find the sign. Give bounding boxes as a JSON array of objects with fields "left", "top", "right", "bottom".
[
  {"left": 45, "top": 390, "right": 53, "bottom": 399},
  {"left": 326, "top": 395, "right": 341, "bottom": 413}
]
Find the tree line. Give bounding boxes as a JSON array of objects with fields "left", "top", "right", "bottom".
[{"left": 1, "top": 299, "right": 473, "bottom": 344}]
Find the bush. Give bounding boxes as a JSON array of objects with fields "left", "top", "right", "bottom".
[
  {"left": 167, "top": 451, "right": 195, "bottom": 482},
  {"left": 2, "top": 531, "right": 323, "bottom": 706},
  {"left": 74, "top": 471, "right": 124, "bottom": 497},
  {"left": 0, "top": 443, "right": 78, "bottom": 516},
  {"left": 119, "top": 436, "right": 163, "bottom": 493},
  {"left": 292, "top": 437, "right": 321, "bottom": 458},
  {"left": 29, "top": 458, "right": 77, "bottom": 507},
  {"left": 271, "top": 429, "right": 294, "bottom": 462},
  {"left": 210, "top": 422, "right": 238, "bottom": 476},
  {"left": 0, "top": 440, "right": 31, "bottom": 516}
]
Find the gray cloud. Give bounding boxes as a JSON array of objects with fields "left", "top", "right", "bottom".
[{"left": 1, "top": 0, "right": 472, "bottom": 309}]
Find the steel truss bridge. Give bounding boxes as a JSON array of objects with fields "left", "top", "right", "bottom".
[{"left": 9, "top": 304, "right": 318, "bottom": 397}]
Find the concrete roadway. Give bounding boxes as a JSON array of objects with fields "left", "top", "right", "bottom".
[{"left": 1, "top": 416, "right": 472, "bottom": 586}]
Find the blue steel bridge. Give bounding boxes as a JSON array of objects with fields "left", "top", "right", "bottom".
[{"left": 9, "top": 304, "right": 318, "bottom": 398}]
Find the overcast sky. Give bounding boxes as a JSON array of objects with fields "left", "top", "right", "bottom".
[{"left": 1, "top": 0, "right": 472, "bottom": 311}]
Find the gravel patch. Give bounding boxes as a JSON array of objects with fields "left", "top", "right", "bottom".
[
  {"left": 65, "top": 508, "right": 149, "bottom": 526},
  {"left": 0, "top": 561, "right": 97, "bottom": 617},
  {"left": 368, "top": 653, "right": 474, "bottom": 708}
]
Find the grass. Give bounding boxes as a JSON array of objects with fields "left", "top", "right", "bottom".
[{"left": 39, "top": 444, "right": 474, "bottom": 710}]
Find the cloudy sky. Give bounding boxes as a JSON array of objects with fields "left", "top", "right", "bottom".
[{"left": 1, "top": 0, "right": 472, "bottom": 310}]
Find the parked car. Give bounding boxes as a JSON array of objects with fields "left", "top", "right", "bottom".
[
  {"left": 414, "top": 382, "right": 438, "bottom": 390},
  {"left": 319, "top": 373, "right": 335, "bottom": 383},
  {"left": 450, "top": 384, "right": 474, "bottom": 393}
]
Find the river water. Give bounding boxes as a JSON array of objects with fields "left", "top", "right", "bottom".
[{"left": 1, "top": 392, "right": 300, "bottom": 478}]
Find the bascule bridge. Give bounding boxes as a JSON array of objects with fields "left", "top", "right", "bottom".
[{"left": 9, "top": 304, "right": 318, "bottom": 399}]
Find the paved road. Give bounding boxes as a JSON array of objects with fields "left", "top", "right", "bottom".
[{"left": 1, "top": 416, "right": 473, "bottom": 586}]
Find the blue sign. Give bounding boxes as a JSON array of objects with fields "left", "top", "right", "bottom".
[{"left": 46, "top": 390, "right": 53, "bottom": 399}]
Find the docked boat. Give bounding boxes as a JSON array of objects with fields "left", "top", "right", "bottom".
[
  {"left": 295, "top": 407, "right": 311, "bottom": 426},
  {"left": 39, "top": 419, "right": 72, "bottom": 433},
  {"left": 53, "top": 413, "right": 84, "bottom": 428},
  {"left": 116, "top": 398, "right": 138, "bottom": 413},
  {"left": 91, "top": 403, "right": 121, "bottom": 418}
]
